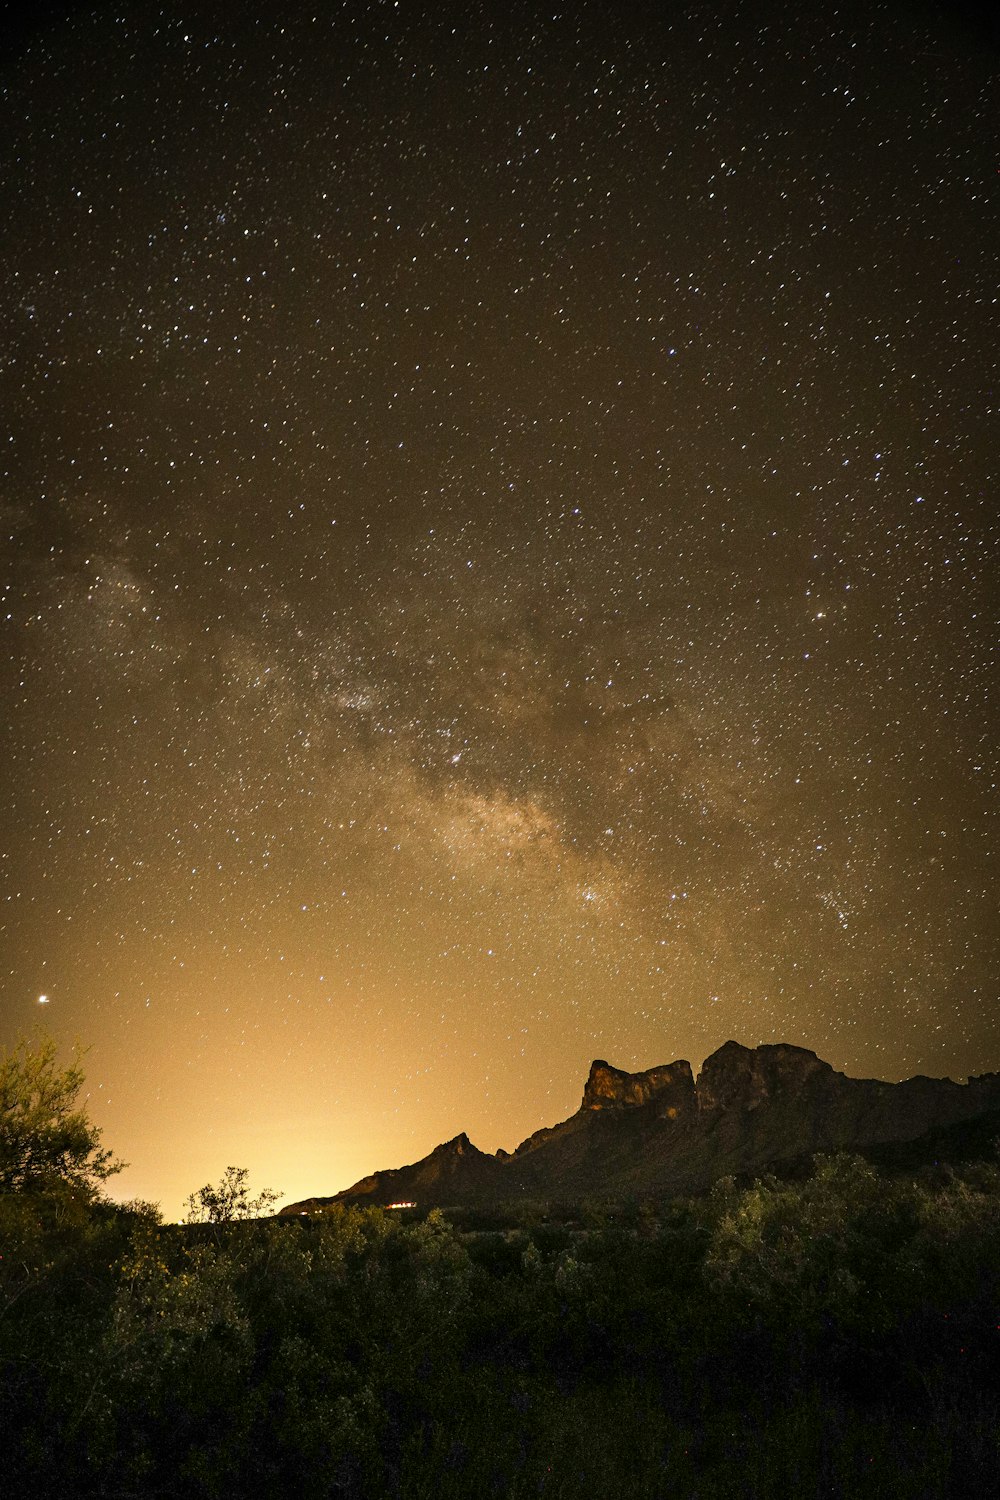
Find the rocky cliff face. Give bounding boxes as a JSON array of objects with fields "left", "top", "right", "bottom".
[
  {"left": 695, "top": 1041, "right": 830, "bottom": 1112},
  {"left": 281, "top": 1042, "right": 1000, "bottom": 1214},
  {"left": 582, "top": 1058, "right": 695, "bottom": 1115}
]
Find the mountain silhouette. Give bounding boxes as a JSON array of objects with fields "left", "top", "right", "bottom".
[{"left": 282, "top": 1041, "right": 1000, "bottom": 1213}]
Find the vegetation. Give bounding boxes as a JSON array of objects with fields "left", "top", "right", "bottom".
[
  {"left": 184, "top": 1164, "right": 283, "bottom": 1224},
  {"left": 2, "top": 1036, "right": 998, "bottom": 1497},
  {"left": 0, "top": 1033, "right": 122, "bottom": 1195}
]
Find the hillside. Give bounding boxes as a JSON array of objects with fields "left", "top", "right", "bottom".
[{"left": 282, "top": 1041, "right": 1000, "bottom": 1213}]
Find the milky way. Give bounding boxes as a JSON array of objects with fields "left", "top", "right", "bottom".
[{"left": 1, "top": 1, "right": 996, "bottom": 1216}]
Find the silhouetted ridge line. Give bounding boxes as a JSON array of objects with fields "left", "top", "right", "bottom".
[{"left": 282, "top": 1041, "right": 1000, "bottom": 1213}]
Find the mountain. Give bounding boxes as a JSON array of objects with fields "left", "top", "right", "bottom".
[{"left": 281, "top": 1042, "right": 1000, "bottom": 1214}]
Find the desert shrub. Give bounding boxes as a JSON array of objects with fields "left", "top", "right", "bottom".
[{"left": 2, "top": 1046, "right": 998, "bottom": 1499}]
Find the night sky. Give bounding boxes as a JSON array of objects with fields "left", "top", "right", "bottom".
[{"left": 2, "top": 1, "right": 997, "bottom": 1219}]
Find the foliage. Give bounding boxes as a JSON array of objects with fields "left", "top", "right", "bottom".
[
  {"left": 2, "top": 1047, "right": 998, "bottom": 1497},
  {"left": 0, "top": 1032, "right": 122, "bottom": 1196},
  {"left": 183, "top": 1164, "right": 283, "bottom": 1224}
]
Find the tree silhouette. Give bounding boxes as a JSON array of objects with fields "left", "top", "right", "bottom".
[
  {"left": 183, "top": 1164, "right": 282, "bottom": 1223},
  {"left": 0, "top": 1033, "right": 122, "bottom": 1195}
]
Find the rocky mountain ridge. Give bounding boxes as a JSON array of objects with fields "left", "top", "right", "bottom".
[{"left": 282, "top": 1041, "right": 1000, "bottom": 1213}]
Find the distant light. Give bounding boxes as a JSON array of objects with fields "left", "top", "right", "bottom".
[
  {"left": 386, "top": 1201, "right": 416, "bottom": 1210},
  {"left": 37, "top": 994, "right": 49, "bottom": 1004}
]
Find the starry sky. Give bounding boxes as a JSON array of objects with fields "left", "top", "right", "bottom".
[{"left": 1, "top": 0, "right": 997, "bottom": 1219}]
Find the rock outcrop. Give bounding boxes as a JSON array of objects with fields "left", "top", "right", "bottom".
[
  {"left": 695, "top": 1040, "right": 830, "bottom": 1113},
  {"left": 582, "top": 1058, "right": 695, "bottom": 1115},
  {"left": 281, "top": 1041, "right": 1000, "bottom": 1214}
]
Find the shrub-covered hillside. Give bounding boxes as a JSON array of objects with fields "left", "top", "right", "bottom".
[{"left": 2, "top": 1037, "right": 998, "bottom": 1498}]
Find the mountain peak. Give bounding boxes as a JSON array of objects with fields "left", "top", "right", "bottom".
[
  {"left": 696, "top": 1041, "right": 832, "bottom": 1111},
  {"left": 281, "top": 1042, "right": 1000, "bottom": 1215},
  {"left": 582, "top": 1057, "right": 695, "bottom": 1113},
  {"left": 434, "top": 1132, "right": 476, "bottom": 1157}
]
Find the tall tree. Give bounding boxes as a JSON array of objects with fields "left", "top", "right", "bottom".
[{"left": 0, "top": 1034, "right": 122, "bottom": 1195}]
